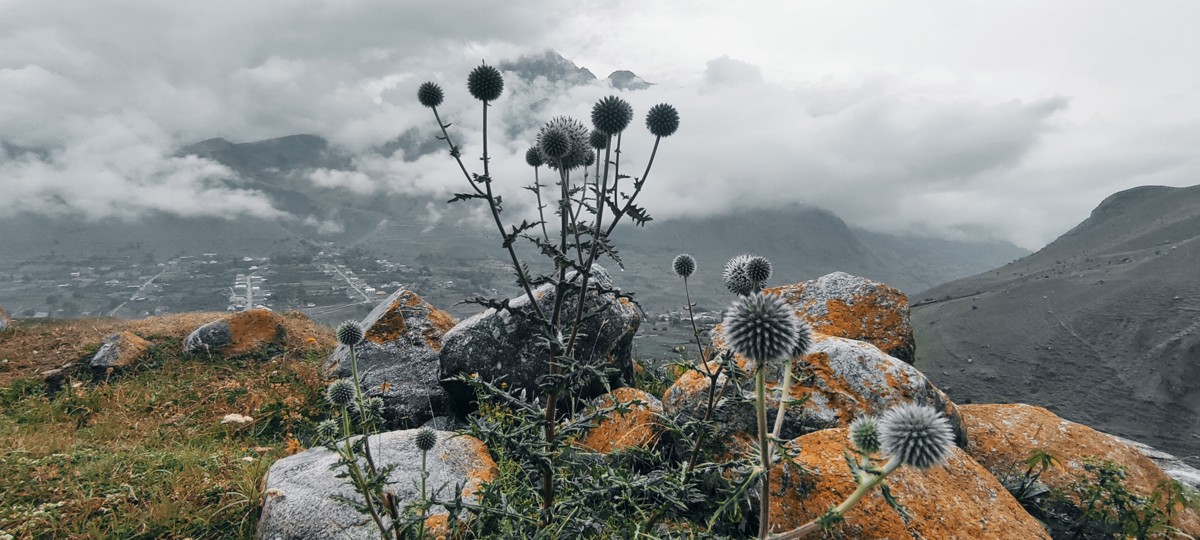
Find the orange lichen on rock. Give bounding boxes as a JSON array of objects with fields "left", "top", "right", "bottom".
[
  {"left": 769, "top": 428, "right": 1049, "bottom": 539},
  {"left": 227, "top": 309, "right": 286, "bottom": 356},
  {"left": 960, "top": 403, "right": 1200, "bottom": 534},
  {"left": 364, "top": 289, "right": 457, "bottom": 351},
  {"left": 580, "top": 387, "right": 664, "bottom": 453},
  {"left": 108, "top": 331, "right": 150, "bottom": 368}
]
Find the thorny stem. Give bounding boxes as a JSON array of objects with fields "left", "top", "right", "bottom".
[
  {"left": 532, "top": 166, "right": 550, "bottom": 243},
  {"left": 756, "top": 362, "right": 772, "bottom": 539},
  {"left": 770, "top": 456, "right": 903, "bottom": 539},
  {"left": 565, "top": 136, "right": 613, "bottom": 360},
  {"left": 769, "top": 359, "right": 795, "bottom": 460},
  {"left": 541, "top": 161, "right": 572, "bottom": 516},
  {"left": 417, "top": 448, "right": 429, "bottom": 539},
  {"left": 339, "top": 406, "right": 389, "bottom": 538},
  {"left": 348, "top": 345, "right": 378, "bottom": 476},
  {"left": 604, "top": 135, "right": 659, "bottom": 237}
]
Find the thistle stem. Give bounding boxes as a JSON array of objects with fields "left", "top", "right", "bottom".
[
  {"left": 604, "top": 135, "right": 658, "bottom": 237},
  {"left": 768, "top": 359, "right": 795, "bottom": 460},
  {"left": 756, "top": 361, "right": 771, "bottom": 539},
  {"left": 770, "top": 456, "right": 902, "bottom": 540}
]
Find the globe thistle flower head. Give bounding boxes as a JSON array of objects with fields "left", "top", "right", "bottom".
[
  {"left": 793, "top": 319, "right": 814, "bottom": 358},
  {"left": 849, "top": 416, "right": 881, "bottom": 455},
  {"left": 721, "top": 292, "right": 802, "bottom": 363},
  {"left": 415, "top": 427, "right": 438, "bottom": 452},
  {"left": 878, "top": 403, "right": 956, "bottom": 469},
  {"left": 417, "top": 82, "right": 444, "bottom": 108},
  {"left": 467, "top": 64, "right": 504, "bottom": 102},
  {"left": 350, "top": 396, "right": 385, "bottom": 418},
  {"left": 316, "top": 418, "right": 341, "bottom": 441},
  {"left": 583, "top": 151, "right": 595, "bottom": 168},
  {"left": 538, "top": 116, "right": 590, "bottom": 171},
  {"left": 723, "top": 254, "right": 756, "bottom": 296},
  {"left": 591, "top": 95, "right": 633, "bottom": 135},
  {"left": 325, "top": 379, "right": 357, "bottom": 407},
  {"left": 589, "top": 129, "right": 608, "bottom": 150},
  {"left": 672, "top": 253, "right": 696, "bottom": 279},
  {"left": 646, "top": 103, "right": 680, "bottom": 137},
  {"left": 336, "top": 320, "right": 365, "bottom": 347},
  {"left": 525, "top": 146, "right": 544, "bottom": 168},
  {"left": 745, "top": 255, "right": 772, "bottom": 285}
]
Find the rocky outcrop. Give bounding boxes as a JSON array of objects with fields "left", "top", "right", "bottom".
[
  {"left": 765, "top": 272, "right": 915, "bottom": 362},
  {"left": 439, "top": 266, "right": 640, "bottom": 404},
  {"left": 89, "top": 331, "right": 150, "bottom": 380},
  {"left": 959, "top": 403, "right": 1200, "bottom": 535},
  {"left": 183, "top": 309, "right": 285, "bottom": 357},
  {"left": 579, "top": 388, "right": 663, "bottom": 453},
  {"left": 0, "top": 305, "right": 10, "bottom": 331},
  {"left": 665, "top": 334, "right": 966, "bottom": 444},
  {"left": 325, "top": 289, "right": 457, "bottom": 428},
  {"left": 257, "top": 429, "right": 496, "bottom": 540},
  {"left": 768, "top": 428, "right": 1049, "bottom": 538}
]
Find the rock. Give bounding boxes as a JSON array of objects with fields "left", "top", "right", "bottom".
[
  {"left": 256, "top": 429, "right": 496, "bottom": 540},
  {"left": 1115, "top": 435, "right": 1200, "bottom": 490},
  {"left": 221, "top": 413, "right": 254, "bottom": 425},
  {"left": 325, "top": 289, "right": 458, "bottom": 428},
  {"left": 579, "top": 388, "right": 663, "bottom": 453},
  {"left": 664, "top": 334, "right": 967, "bottom": 444},
  {"left": 959, "top": 403, "right": 1200, "bottom": 535},
  {"left": 89, "top": 331, "right": 150, "bottom": 380},
  {"left": 764, "top": 271, "right": 915, "bottom": 363},
  {"left": 439, "top": 265, "right": 640, "bottom": 404},
  {"left": 768, "top": 428, "right": 1049, "bottom": 539},
  {"left": 184, "top": 309, "right": 285, "bottom": 357},
  {"left": 0, "top": 305, "right": 10, "bottom": 331}
]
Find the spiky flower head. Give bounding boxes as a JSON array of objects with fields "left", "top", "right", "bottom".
[
  {"left": 721, "top": 292, "right": 802, "bottom": 363},
  {"left": 583, "top": 151, "right": 595, "bottom": 167},
  {"left": 745, "top": 255, "right": 772, "bottom": 285},
  {"left": 646, "top": 103, "right": 680, "bottom": 137},
  {"left": 672, "top": 253, "right": 696, "bottom": 279},
  {"left": 350, "top": 396, "right": 385, "bottom": 418},
  {"left": 316, "top": 418, "right": 340, "bottom": 441},
  {"left": 723, "top": 254, "right": 756, "bottom": 296},
  {"left": 878, "top": 403, "right": 955, "bottom": 469},
  {"left": 325, "top": 379, "right": 357, "bottom": 407},
  {"left": 849, "top": 416, "right": 881, "bottom": 455},
  {"left": 589, "top": 129, "right": 608, "bottom": 150},
  {"left": 415, "top": 427, "right": 437, "bottom": 452},
  {"left": 336, "top": 320, "right": 364, "bottom": 347},
  {"left": 525, "top": 146, "right": 544, "bottom": 168},
  {"left": 467, "top": 63, "right": 504, "bottom": 102},
  {"left": 537, "top": 116, "right": 590, "bottom": 171},
  {"left": 591, "top": 95, "right": 633, "bottom": 135},
  {"left": 793, "top": 319, "right": 814, "bottom": 358},
  {"left": 417, "top": 82, "right": 444, "bottom": 108}
]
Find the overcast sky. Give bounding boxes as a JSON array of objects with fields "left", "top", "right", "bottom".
[{"left": 2, "top": 0, "right": 1198, "bottom": 248}]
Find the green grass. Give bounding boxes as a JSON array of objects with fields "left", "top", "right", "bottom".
[{"left": 0, "top": 337, "right": 330, "bottom": 540}]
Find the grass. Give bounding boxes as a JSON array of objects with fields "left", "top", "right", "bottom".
[{"left": 0, "top": 315, "right": 333, "bottom": 540}]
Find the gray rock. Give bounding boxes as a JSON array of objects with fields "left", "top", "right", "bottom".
[
  {"left": 183, "top": 309, "right": 285, "bottom": 357},
  {"left": 439, "top": 265, "right": 640, "bottom": 404},
  {"left": 0, "top": 305, "right": 10, "bottom": 331},
  {"left": 1117, "top": 436, "right": 1200, "bottom": 490},
  {"left": 256, "top": 429, "right": 496, "bottom": 540},
  {"left": 325, "top": 289, "right": 458, "bottom": 428},
  {"left": 664, "top": 334, "right": 968, "bottom": 445},
  {"left": 184, "top": 319, "right": 232, "bottom": 354},
  {"left": 89, "top": 331, "right": 149, "bottom": 381}
]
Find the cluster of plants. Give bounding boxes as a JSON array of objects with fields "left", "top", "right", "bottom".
[{"left": 312, "top": 63, "right": 962, "bottom": 539}]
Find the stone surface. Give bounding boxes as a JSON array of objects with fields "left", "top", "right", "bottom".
[
  {"left": 184, "top": 309, "right": 285, "bottom": 357},
  {"left": 763, "top": 271, "right": 915, "bottom": 363},
  {"left": 257, "top": 429, "right": 496, "bottom": 540},
  {"left": 665, "top": 333, "right": 967, "bottom": 444},
  {"left": 579, "top": 387, "right": 664, "bottom": 453},
  {"left": 439, "top": 265, "right": 640, "bottom": 404},
  {"left": 325, "top": 289, "right": 457, "bottom": 428},
  {"left": 768, "top": 428, "right": 1050, "bottom": 539},
  {"left": 1116, "top": 435, "right": 1200, "bottom": 490},
  {"left": 959, "top": 403, "right": 1200, "bottom": 535},
  {"left": 0, "top": 305, "right": 10, "bottom": 331},
  {"left": 89, "top": 331, "right": 150, "bottom": 380}
]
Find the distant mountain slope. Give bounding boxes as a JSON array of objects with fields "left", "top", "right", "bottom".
[{"left": 912, "top": 184, "right": 1200, "bottom": 465}]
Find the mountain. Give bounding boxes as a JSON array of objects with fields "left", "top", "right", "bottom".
[
  {"left": 911, "top": 184, "right": 1200, "bottom": 465},
  {"left": 498, "top": 51, "right": 653, "bottom": 90}
]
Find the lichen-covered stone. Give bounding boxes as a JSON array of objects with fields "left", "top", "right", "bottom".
[
  {"left": 89, "top": 331, "right": 149, "bottom": 380},
  {"left": 764, "top": 271, "right": 915, "bottom": 363},
  {"left": 579, "top": 387, "right": 663, "bottom": 453},
  {"left": 325, "top": 289, "right": 457, "bottom": 428},
  {"left": 664, "top": 334, "right": 966, "bottom": 444},
  {"left": 0, "top": 305, "right": 11, "bottom": 331},
  {"left": 960, "top": 403, "right": 1200, "bottom": 535},
  {"left": 256, "top": 429, "right": 496, "bottom": 540},
  {"left": 184, "top": 309, "right": 285, "bottom": 357},
  {"left": 768, "top": 428, "right": 1050, "bottom": 539},
  {"left": 439, "top": 265, "right": 640, "bottom": 405}
]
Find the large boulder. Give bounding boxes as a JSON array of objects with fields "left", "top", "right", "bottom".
[
  {"left": 257, "top": 429, "right": 497, "bottom": 540},
  {"left": 0, "top": 305, "right": 10, "bottom": 331},
  {"left": 764, "top": 271, "right": 915, "bottom": 363},
  {"left": 89, "top": 331, "right": 150, "bottom": 380},
  {"left": 325, "top": 289, "right": 458, "bottom": 428},
  {"left": 579, "top": 387, "right": 664, "bottom": 453},
  {"left": 439, "top": 265, "right": 640, "bottom": 404},
  {"left": 959, "top": 403, "right": 1200, "bottom": 535},
  {"left": 664, "top": 334, "right": 967, "bottom": 444},
  {"left": 768, "top": 428, "right": 1050, "bottom": 538},
  {"left": 184, "top": 309, "right": 286, "bottom": 357}
]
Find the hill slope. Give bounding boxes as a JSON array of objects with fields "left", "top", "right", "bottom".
[{"left": 912, "top": 184, "right": 1200, "bottom": 465}]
